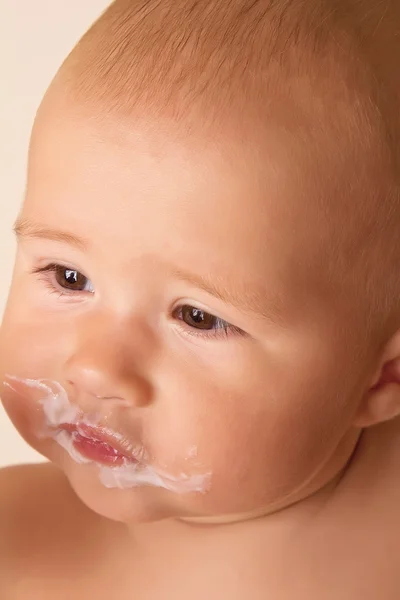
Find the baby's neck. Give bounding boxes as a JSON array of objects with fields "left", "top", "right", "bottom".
[{"left": 123, "top": 466, "right": 348, "bottom": 559}]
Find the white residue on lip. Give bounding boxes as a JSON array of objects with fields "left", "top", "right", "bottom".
[{"left": 4, "top": 375, "right": 212, "bottom": 495}]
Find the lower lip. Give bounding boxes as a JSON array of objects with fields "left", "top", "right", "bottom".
[
  {"left": 61, "top": 424, "right": 136, "bottom": 466},
  {"left": 72, "top": 433, "right": 129, "bottom": 465}
]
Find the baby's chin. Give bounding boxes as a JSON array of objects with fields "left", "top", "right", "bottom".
[
  {"left": 22, "top": 435, "right": 273, "bottom": 524},
  {"left": 59, "top": 458, "right": 297, "bottom": 526},
  {"left": 56, "top": 452, "right": 176, "bottom": 522},
  {"left": 60, "top": 460, "right": 272, "bottom": 525}
]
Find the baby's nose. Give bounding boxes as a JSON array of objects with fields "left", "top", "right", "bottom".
[
  {"left": 63, "top": 318, "right": 154, "bottom": 408},
  {"left": 66, "top": 364, "right": 151, "bottom": 408}
]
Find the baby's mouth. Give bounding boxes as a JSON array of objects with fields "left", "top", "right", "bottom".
[
  {"left": 58, "top": 422, "right": 140, "bottom": 467},
  {"left": 4, "top": 375, "right": 212, "bottom": 493}
]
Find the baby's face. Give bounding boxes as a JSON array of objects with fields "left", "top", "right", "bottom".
[{"left": 0, "top": 93, "right": 368, "bottom": 524}]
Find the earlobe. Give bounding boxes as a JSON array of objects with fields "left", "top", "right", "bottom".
[{"left": 353, "top": 329, "right": 400, "bottom": 428}]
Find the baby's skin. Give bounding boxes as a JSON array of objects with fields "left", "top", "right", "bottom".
[{"left": 1, "top": 0, "right": 400, "bottom": 597}]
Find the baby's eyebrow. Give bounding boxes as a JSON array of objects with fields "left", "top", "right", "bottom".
[
  {"left": 14, "top": 218, "right": 89, "bottom": 251},
  {"left": 171, "top": 268, "right": 285, "bottom": 325}
]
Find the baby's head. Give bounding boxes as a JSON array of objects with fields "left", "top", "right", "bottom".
[{"left": 1, "top": 0, "right": 400, "bottom": 525}]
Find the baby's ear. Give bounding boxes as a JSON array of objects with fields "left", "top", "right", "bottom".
[{"left": 354, "top": 329, "right": 400, "bottom": 428}]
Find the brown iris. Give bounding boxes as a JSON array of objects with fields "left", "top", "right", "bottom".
[
  {"left": 55, "top": 267, "right": 88, "bottom": 291},
  {"left": 180, "top": 306, "right": 217, "bottom": 330}
]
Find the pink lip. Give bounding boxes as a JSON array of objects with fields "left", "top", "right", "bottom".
[{"left": 59, "top": 423, "right": 138, "bottom": 466}]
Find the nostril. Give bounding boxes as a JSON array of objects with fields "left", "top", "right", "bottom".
[
  {"left": 65, "top": 359, "right": 153, "bottom": 408},
  {"left": 95, "top": 395, "right": 130, "bottom": 407}
]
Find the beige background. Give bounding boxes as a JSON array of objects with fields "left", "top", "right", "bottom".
[{"left": 0, "top": 0, "right": 111, "bottom": 467}]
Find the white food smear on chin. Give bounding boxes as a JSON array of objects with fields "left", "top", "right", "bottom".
[{"left": 4, "top": 375, "right": 211, "bottom": 494}]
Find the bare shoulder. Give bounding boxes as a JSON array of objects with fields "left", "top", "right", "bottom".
[
  {"left": 0, "top": 461, "right": 74, "bottom": 507},
  {"left": 0, "top": 463, "right": 106, "bottom": 592},
  {"left": 0, "top": 461, "right": 92, "bottom": 534},
  {"left": 0, "top": 462, "right": 89, "bottom": 549}
]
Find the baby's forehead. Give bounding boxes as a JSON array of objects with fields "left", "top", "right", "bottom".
[
  {"left": 25, "top": 101, "right": 338, "bottom": 321},
  {"left": 31, "top": 87, "right": 330, "bottom": 223},
  {"left": 29, "top": 77, "right": 382, "bottom": 260}
]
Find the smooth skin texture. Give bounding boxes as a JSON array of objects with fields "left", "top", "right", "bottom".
[{"left": 1, "top": 0, "right": 400, "bottom": 597}]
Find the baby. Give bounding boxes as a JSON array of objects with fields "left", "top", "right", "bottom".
[{"left": 1, "top": 0, "right": 400, "bottom": 598}]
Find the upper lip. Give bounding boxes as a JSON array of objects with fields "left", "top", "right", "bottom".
[{"left": 59, "top": 422, "right": 140, "bottom": 462}]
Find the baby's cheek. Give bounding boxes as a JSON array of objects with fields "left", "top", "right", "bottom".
[
  {"left": 187, "top": 388, "right": 327, "bottom": 514},
  {"left": 0, "top": 308, "right": 69, "bottom": 378},
  {"left": 0, "top": 315, "right": 67, "bottom": 442},
  {"left": 189, "top": 413, "right": 270, "bottom": 506}
]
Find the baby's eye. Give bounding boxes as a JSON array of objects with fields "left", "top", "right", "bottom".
[
  {"left": 33, "top": 263, "right": 94, "bottom": 294},
  {"left": 181, "top": 306, "right": 221, "bottom": 329},
  {"left": 182, "top": 306, "right": 220, "bottom": 330},
  {"left": 55, "top": 267, "right": 92, "bottom": 292},
  {"left": 175, "top": 305, "right": 233, "bottom": 333}
]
